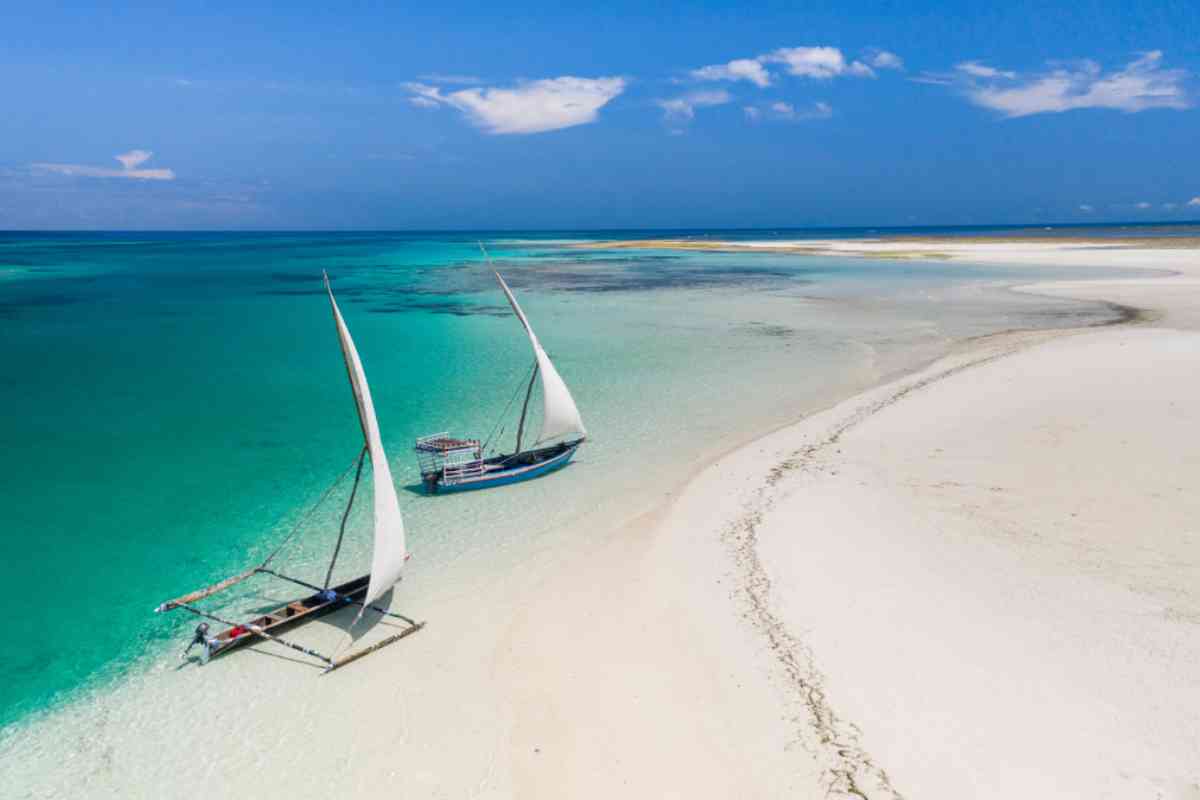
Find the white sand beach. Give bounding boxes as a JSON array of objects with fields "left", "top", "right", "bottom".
[
  {"left": 4, "top": 238, "right": 1199, "bottom": 799},
  {"left": 633, "top": 238, "right": 1200, "bottom": 798}
]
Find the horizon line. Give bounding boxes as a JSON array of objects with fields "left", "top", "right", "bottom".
[{"left": 2, "top": 219, "right": 1199, "bottom": 235}]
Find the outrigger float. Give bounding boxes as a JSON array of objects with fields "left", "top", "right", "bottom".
[
  {"left": 415, "top": 247, "right": 587, "bottom": 494},
  {"left": 155, "top": 273, "right": 424, "bottom": 672}
]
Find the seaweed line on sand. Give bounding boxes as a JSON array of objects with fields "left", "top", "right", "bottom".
[{"left": 718, "top": 320, "right": 1128, "bottom": 799}]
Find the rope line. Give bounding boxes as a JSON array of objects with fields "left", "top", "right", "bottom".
[
  {"left": 483, "top": 360, "right": 537, "bottom": 454},
  {"left": 260, "top": 448, "right": 368, "bottom": 569},
  {"left": 324, "top": 446, "right": 368, "bottom": 588}
]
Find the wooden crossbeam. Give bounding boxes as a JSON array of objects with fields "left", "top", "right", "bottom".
[{"left": 325, "top": 621, "right": 426, "bottom": 673}]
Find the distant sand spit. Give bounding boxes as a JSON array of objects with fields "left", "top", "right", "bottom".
[{"left": 575, "top": 234, "right": 1200, "bottom": 259}]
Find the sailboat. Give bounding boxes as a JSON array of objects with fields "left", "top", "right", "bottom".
[
  {"left": 154, "top": 272, "right": 424, "bottom": 672},
  {"left": 414, "top": 253, "right": 586, "bottom": 494}
]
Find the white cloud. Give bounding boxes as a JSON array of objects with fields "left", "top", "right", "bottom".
[
  {"left": 31, "top": 150, "right": 175, "bottom": 180},
  {"left": 1079, "top": 204, "right": 1094, "bottom": 212},
  {"left": 866, "top": 50, "right": 904, "bottom": 70},
  {"left": 115, "top": 150, "right": 153, "bottom": 170},
  {"left": 956, "top": 61, "right": 1017, "bottom": 80},
  {"left": 766, "top": 47, "right": 874, "bottom": 79},
  {"left": 689, "top": 45, "right": 885, "bottom": 91},
  {"left": 1135, "top": 201, "right": 1152, "bottom": 209},
  {"left": 745, "top": 100, "right": 833, "bottom": 122},
  {"left": 404, "top": 76, "right": 626, "bottom": 134},
  {"left": 657, "top": 89, "right": 732, "bottom": 123},
  {"left": 963, "top": 51, "right": 1189, "bottom": 117},
  {"left": 1188, "top": 197, "right": 1200, "bottom": 207},
  {"left": 690, "top": 58, "right": 772, "bottom": 88}
]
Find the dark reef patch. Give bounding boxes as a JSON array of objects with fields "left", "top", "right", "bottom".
[
  {"left": 742, "top": 322, "right": 798, "bottom": 338},
  {"left": 366, "top": 301, "right": 511, "bottom": 317},
  {"left": 0, "top": 293, "right": 82, "bottom": 317}
]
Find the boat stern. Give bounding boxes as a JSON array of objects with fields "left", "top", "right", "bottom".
[{"left": 414, "top": 433, "right": 484, "bottom": 493}]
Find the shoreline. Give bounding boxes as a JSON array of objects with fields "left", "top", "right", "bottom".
[{"left": 3, "top": 238, "right": 1197, "bottom": 798}]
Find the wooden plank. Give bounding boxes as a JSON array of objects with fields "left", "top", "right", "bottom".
[
  {"left": 325, "top": 622, "right": 426, "bottom": 673},
  {"left": 155, "top": 567, "right": 259, "bottom": 612}
]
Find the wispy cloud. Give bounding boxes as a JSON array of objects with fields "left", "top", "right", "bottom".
[
  {"left": 657, "top": 90, "right": 732, "bottom": 130},
  {"left": 690, "top": 59, "right": 772, "bottom": 88},
  {"left": 1135, "top": 201, "right": 1152, "bottom": 209},
  {"left": 943, "top": 51, "right": 1189, "bottom": 117},
  {"left": 865, "top": 50, "right": 904, "bottom": 71},
  {"left": 1189, "top": 197, "right": 1200, "bottom": 207},
  {"left": 955, "top": 61, "right": 1017, "bottom": 80},
  {"left": 1079, "top": 204, "right": 1094, "bottom": 212},
  {"left": 404, "top": 76, "right": 626, "bottom": 134},
  {"left": 744, "top": 100, "right": 833, "bottom": 121},
  {"left": 31, "top": 150, "right": 176, "bottom": 180}
]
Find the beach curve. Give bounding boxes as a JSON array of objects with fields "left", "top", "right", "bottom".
[{"left": 631, "top": 239, "right": 1199, "bottom": 798}]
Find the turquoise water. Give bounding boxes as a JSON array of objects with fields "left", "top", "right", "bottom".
[{"left": 0, "top": 231, "right": 1134, "bottom": 731}]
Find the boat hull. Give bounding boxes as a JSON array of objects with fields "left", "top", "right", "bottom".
[
  {"left": 207, "top": 574, "right": 369, "bottom": 659},
  {"left": 429, "top": 440, "right": 581, "bottom": 494}
]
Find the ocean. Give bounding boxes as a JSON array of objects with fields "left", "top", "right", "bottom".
[{"left": 0, "top": 228, "right": 1154, "bottom": 733}]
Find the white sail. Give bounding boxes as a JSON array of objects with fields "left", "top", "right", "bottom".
[
  {"left": 494, "top": 272, "right": 587, "bottom": 444},
  {"left": 324, "top": 273, "right": 407, "bottom": 615}
]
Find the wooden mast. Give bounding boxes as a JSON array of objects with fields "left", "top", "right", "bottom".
[
  {"left": 324, "top": 446, "right": 367, "bottom": 589},
  {"left": 514, "top": 362, "right": 539, "bottom": 455}
]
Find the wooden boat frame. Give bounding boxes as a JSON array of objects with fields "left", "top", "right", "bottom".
[
  {"left": 158, "top": 568, "right": 425, "bottom": 673},
  {"left": 207, "top": 574, "right": 372, "bottom": 659}
]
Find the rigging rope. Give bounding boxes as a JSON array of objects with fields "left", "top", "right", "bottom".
[
  {"left": 157, "top": 447, "right": 372, "bottom": 613},
  {"left": 483, "top": 361, "right": 538, "bottom": 454},
  {"left": 260, "top": 447, "right": 368, "bottom": 569},
  {"left": 324, "top": 446, "right": 368, "bottom": 589}
]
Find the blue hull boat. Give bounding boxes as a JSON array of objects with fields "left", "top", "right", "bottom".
[
  {"left": 418, "top": 438, "right": 583, "bottom": 494},
  {"left": 414, "top": 258, "right": 588, "bottom": 495}
]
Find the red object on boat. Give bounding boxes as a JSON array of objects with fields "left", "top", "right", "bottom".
[{"left": 229, "top": 626, "right": 248, "bottom": 638}]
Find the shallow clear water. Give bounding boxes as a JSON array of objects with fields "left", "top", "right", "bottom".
[{"left": 0, "top": 231, "right": 1134, "bottom": 731}]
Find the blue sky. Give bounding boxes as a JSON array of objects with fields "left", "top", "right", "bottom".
[{"left": 2, "top": 1, "right": 1198, "bottom": 230}]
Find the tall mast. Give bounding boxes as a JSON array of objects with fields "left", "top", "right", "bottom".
[{"left": 514, "top": 362, "right": 539, "bottom": 455}]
